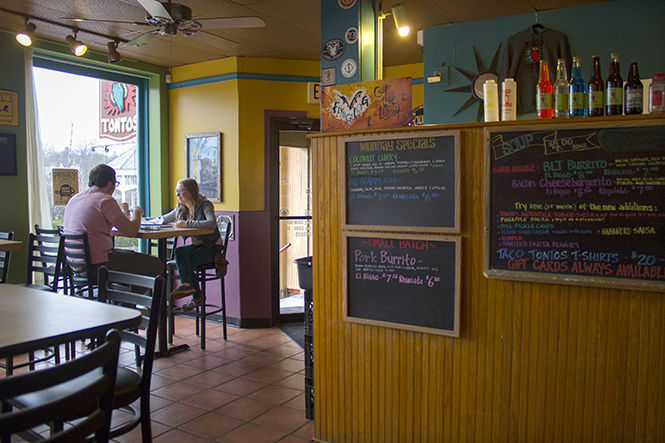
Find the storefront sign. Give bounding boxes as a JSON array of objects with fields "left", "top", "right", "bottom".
[
  {"left": 307, "top": 82, "right": 321, "bottom": 104},
  {"left": 99, "top": 80, "right": 137, "bottom": 141}
]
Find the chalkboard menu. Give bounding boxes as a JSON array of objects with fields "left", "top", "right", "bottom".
[
  {"left": 344, "top": 232, "right": 460, "bottom": 336},
  {"left": 343, "top": 131, "right": 460, "bottom": 232},
  {"left": 485, "top": 124, "right": 665, "bottom": 290}
]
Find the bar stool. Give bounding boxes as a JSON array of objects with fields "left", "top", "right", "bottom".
[{"left": 168, "top": 217, "right": 231, "bottom": 349}]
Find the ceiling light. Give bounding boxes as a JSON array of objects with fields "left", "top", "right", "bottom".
[
  {"left": 66, "top": 32, "right": 87, "bottom": 56},
  {"left": 16, "top": 21, "right": 36, "bottom": 46},
  {"left": 107, "top": 41, "right": 122, "bottom": 63},
  {"left": 391, "top": 3, "right": 410, "bottom": 37}
]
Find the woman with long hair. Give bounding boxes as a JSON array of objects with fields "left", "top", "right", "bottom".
[{"left": 162, "top": 178, "right": 222, "bottom": 311}]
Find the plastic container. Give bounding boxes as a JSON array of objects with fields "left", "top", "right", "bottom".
[
  {"left": 483, "top": 79, "right": 499, "bottom": 122},
  {"left": 649, "top": 73, "right": 665, "bottom": 114},
  {"left": 501, "top": 78, "right": 516, "bottom": 121},
  {"left": 294, "top": 256, "right": 313, "bottom": 291}
]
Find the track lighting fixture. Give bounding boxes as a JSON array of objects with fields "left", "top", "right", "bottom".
[
  {"left": 391, "top": 3, "right": 410, "bottom": 37},
  {"left": 66, "top": 31, "right": 87, "bottom": 56},
  {"left": 107, "top": 41, "right": 122, "bottom": 63},
  {"left": 15, "top": 21, "right": 36, "bottom": 47}
]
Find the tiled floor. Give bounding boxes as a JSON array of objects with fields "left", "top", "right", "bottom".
[{"left": 111, "top": 316, "right": 314, "bottom": 442}]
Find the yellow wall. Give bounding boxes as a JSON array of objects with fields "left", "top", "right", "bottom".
[{"left": 168, "top": 57, "right": 320, "bottom": 211}]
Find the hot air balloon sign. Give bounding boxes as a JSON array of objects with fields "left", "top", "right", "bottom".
[{"left": 99, "top": 80, "right": 137, "bottom": 141}]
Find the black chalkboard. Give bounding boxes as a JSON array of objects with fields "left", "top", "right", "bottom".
[
  {"left": 343, "top": 131, "right": 460, "bottom": 232},
  {"left": 344, "top": 232, "right": 460, "bottom": 336},
  {"left": 485, "top": 124, "right": 665, "bottom": 290}
]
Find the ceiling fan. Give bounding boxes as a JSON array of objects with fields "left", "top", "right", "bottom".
[{"left": 63, "top": 0, "right": 266, "bottom": 47}]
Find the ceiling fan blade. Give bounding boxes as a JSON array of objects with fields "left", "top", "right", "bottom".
[
  {"left": 122, "top": 29, "right": 160, "bottom": 47},
  {"left": 61, "top": 16, "right": 152, "bottom": 26},
  {"left": 136, "top": 0, "right": 172, "bottom": 21},
  {"left": 195, "top": 16, "right": 266, "bottom": 29},
  {"left": 194, "top": 30, "right": 239, "bottom": 47}
]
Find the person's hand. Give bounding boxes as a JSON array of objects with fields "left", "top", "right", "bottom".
[
  {"left": 132, "top": 206, "right": 144, "bottom": 218},
  {"left": 175, "top": 220, "right": 187, "bottom": 228},
  {"left": 119, "top": 202, "right": 129, "bottom": 216}
]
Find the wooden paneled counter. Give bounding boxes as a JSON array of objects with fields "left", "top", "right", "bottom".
[{"left": 310, "top": 115, "right": 665, "bottom": 442}]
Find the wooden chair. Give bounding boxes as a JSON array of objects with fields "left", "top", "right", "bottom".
[
  {"left": 0, "top": 329, "right": 121, "bottom": 443},
  {"left": 0, "top": 231, "right": 14, "bottom": 284},
  {"left": 60, "top": 232, "right": 95, "bottom": 299},
  {"left": 167, "top": 216, "right": 230, "bottom": 348}
]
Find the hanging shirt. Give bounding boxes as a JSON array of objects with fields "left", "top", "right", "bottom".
[{"left": 497, "top": 26, "right": 571, "bottom": 115}]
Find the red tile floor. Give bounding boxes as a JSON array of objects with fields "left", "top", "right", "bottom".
[{"left": 113, "top": 316, "right": 314, "bottom": 442}]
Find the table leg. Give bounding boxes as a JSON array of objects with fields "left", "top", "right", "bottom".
[{"left": 156, "top": 237, "right": 189, "bottom": 357}]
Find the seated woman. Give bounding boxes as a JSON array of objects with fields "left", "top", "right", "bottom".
[{"left": 163, "top": 178, "right": 222, "bottom": 311}]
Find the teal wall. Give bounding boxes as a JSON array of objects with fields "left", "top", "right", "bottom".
[
  {"left": 0, "top": 29, "right": 168, "bottom": 283},
  {"left": 0, "top": 32, "right": 30, "bottom": 283},
  {"left": 423, "top": 0, "right": 665, "bottom": 124}
]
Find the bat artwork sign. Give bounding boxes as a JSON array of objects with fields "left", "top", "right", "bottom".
[{"left": 321, "top": 77, "right": 412, "bottom": 132}]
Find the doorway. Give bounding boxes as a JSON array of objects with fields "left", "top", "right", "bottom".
[{"left": 269, "top": 117, "right": 319, "bottom": 324}]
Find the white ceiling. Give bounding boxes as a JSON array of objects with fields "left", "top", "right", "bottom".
[{"left": 0, "top": 0, "right": 609, "bottom": 68}]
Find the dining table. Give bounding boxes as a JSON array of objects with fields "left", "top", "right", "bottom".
[
  {"left": 0, "top": 239, "right": 22, "bottom": 252},
  {"left": 0, "top": 284, "right": 141, "bottom": 361},
  {"left": 114, "top": 224, "right": 213, "bottom": 356}
]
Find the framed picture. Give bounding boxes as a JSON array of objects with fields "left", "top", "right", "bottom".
[
  {"left": 0, "top": 134, "right": 17, "bottom": 176},
  {"left": 185, "top": 132, "right": 222, "bottom": 202}
]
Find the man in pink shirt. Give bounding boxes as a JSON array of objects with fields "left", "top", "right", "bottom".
[{"left": 63, "top": 164, "right": 162, "bottom": 280}]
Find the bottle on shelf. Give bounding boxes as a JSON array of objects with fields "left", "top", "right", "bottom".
[
  {"left": 624, "top": 62, "right": 643, "bottom": 115},
  {"left": 553, "top": 58, "right": 569, "bottom": 118},
  {"left": 569, "top": 56, "right": 586, "bottom": 117},
  {"left": 649, "top": 73, "right": 665, "bottom": 114},
  {"left": 587, "top": 55, "right": 604, "bottom": 117},
  {"left": 606, "top": 52, "right": 623, "bottom": 115},
  {"left": 501, "top": 78, "right": 517, "bottom": 121},
  {"left": 536, "top": 60, "right": 553, "bottom": 119},
  {"left": 483, "top": 79, "right": 499, "bottom": 122}
]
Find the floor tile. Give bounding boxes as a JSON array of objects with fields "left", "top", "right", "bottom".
[
  {"left": 217, "top": 422, "right": 288, "bottom": 443},
  {"left": 152, "top": 381, "right": 205, "bottom": 401},
  {"left": 247, "top": 384, "right": 302, "bottom": 405},
  {"left": 153, "top": 428, "right": 211, "bottom": 442},
  {"left": 156, "top": 363, "right": 206, "bottom": 380},
  {"left": 177, "top": 412, "right": 244, "bottom": 439},
  {"left": 243, "top": 367, "right": 293, "bottom": 384},
  {"left": 274, "top": 373, "right": 305, "bottom": 390},
  {"left": 214, "top": 397, "right": 275, "bottom": 421},
  {"left": 292, "top": 420, "right": 315, "bottom": 440},
  {"left": 182, "top": 369, "right": 235, "bottom": 388},
  {"left": 213, "top": 360, "right": 264, "bottom": 377},
  {"left": 214, "top": 377, "right": 267, "bottom": 396},
  {"left": 283, "top": 393, "right": 306, "bottom": 412},
  {"left": 181, "top": 388, "right": 239, "bottom": 410},
  {"left": 151, "top": 401, "right": 207, "bottom": 427},
  {"left": 252, "top": 405, "right": 310, "bottom": 433}
]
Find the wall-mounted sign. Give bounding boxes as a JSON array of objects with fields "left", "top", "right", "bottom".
[
  {"left": 0, "top": 134, "right": 17, "bottom": 175},
  {"left": 52, "top": 168, "right": 79, "bottom": 205},
  {"left": 345, "top": 27, "right": 358, "bottom": 44},
  {"left": 321, "top": 77, "right": 412, "bottom": 132},
  {"left": 307, "top": 82, "right": 321, "bottom": 104},
  {"left": 340, "top": 58, "right": 357, "bottom": 78},
  {"left": 0, "top": 90, "right": 18, "bottom": 126},
  {"left": 338, "top": 0, "right": 357, "bottom": 8},
  {"left": 99, "top": 80, "right": 137, "bottom": 141},
  {"left": 321, "top": 68, "right": 336, "bottom": 87}
]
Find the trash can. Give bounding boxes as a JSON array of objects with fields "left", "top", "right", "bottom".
[{"left": 294, "top": 256, "right": 314, "bottom": 419}]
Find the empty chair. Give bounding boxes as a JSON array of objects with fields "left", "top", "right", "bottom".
[
  {"left": 0, "top": 231, "right": 14, "bottom": 284},
  {"left": 0, "top": 329, "right": 121, "bottom": 442},
  {"left": 168, "top": 216, "right": 230, "bottom": 348},
  {"left": 25, "top": 225, "right": 64, "bottom": 292},
  {"left": 60, "top": 232, "right": 95, "bottom": 298},
  {"left": 96, "top": 267, "right": 165, "bottom": 441}
]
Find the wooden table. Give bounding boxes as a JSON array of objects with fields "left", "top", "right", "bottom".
[
  {"left": 114, "top": 225, "right": 213, "bottom": 356},
  {"left": 0, "top": 239, "right": 22, "bottom": 252},
  {"left": 0, "top": 285, "right": 141, "bottom": 360}
]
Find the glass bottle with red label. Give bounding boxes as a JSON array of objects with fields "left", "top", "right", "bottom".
[{"left": 536, "top": 60, "right": 553, "bottom": 119}]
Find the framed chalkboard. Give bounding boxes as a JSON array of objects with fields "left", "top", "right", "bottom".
[
  {"left": 343, "top": 231, "right": 461, "bottom": 336},
  {"left": 342, "top": 131, "right": 460, "bottom": 232},
  {"left": 484, "top": 121, "right": 665, "bottom": 290}
]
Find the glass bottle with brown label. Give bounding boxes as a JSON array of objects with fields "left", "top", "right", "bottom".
[{"left": 606, "top": 52, "right": 623, "bottom": 115}]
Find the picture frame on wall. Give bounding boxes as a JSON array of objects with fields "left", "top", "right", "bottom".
[
  {"left": 185, "top": 132, "right": 222, "bottom": 202},
  {"left": 0, "top": 134, "right": 17, "bottom": 176}
]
